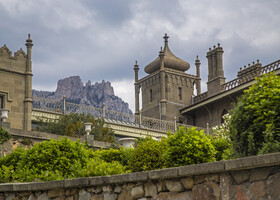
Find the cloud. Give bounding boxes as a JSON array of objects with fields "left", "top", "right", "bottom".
[{"left": 1, "top": 0, "right": 279, "bottom": 112}]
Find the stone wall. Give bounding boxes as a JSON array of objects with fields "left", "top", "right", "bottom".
[
  {"left": 0, "top": 153, "right": 279, "bottom": 200},
  {"left": 0, "top": 128, "right": 111, "bottom": 156}
]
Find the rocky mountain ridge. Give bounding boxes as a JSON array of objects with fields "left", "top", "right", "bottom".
[{"left": 32, "top": 76, "right": 132, "bottom": 114}]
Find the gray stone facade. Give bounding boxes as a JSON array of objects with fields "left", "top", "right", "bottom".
[{"left": 0, "top": 35, "right": 33, "bottom": 131}]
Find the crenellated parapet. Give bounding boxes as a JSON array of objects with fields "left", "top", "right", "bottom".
[
  {"left": 237, "top": 60, "right": 262, "bottom": 84},
  {"left": 0, "top": 44, "right": 27, "bottom": 74}
]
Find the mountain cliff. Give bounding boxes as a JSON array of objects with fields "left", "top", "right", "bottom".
[{"left": 32, "top": 76, "right": 132, "bottom": 114}]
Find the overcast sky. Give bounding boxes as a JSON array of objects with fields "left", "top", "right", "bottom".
[{"left": 1, "top": 0, "right": 280, "bottom": 112}]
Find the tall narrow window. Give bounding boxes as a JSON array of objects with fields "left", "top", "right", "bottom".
[
  {"left": 0, "top": 96, "right": 3, "bottom": 109},
  {"left": 178, "top": 87, "right": 182, "bottom": 100},
  {"left": 0, "top": 96, "right": 3, "bottom": 121},
  {"left": 150, "top": 89, "right": 152, "bottom": 102}
]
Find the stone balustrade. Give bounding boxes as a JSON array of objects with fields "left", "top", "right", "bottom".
[{"left": 0, "top": 152, "right": 279, "bottom": 200}]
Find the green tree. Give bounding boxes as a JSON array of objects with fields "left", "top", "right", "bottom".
[
  {"left": 229, "top": 72, "right": 280, "bottom": 156},
  {"left": 35, "top": 113, "right": 115, "bottom": 143},
  {"left": 165, "top": 127, "right": 216, "bottom": 167}
]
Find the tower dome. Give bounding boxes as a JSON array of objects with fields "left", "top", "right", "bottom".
[{"left": 144, "top": 34, "right": 190, "bottom": 74}]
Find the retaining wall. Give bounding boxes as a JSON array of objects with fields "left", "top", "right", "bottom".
[
  {"left": 0, "top": 128, "right": 111, "bottom": 156},
  {"left": 0, "top": 153, "right": 280, "bottom": 200}
]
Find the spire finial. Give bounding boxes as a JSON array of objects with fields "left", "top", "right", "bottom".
[
  {"left": 163, "top": 33, "right": 169, "bottom": 44},
  {"left": 26, "top": 33, "right": 33, "bottom": 45},
  {"left": 196, "top": 55, "right": 199, "bottom": 60},
  {"left": 135, "top": 60, "right": 137, "bottom": 65}
]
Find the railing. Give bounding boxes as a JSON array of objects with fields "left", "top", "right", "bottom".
[
  {"left": 193, "top": 92, "right": 208, "bottom": 103},
  {"left": 32, "top": 96, "right": 207, "bottom": 133},
  {"left": 222, "top": 59, "right": 280, "bottom": 92}
]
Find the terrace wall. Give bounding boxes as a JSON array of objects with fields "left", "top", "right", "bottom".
[{"left": 0, "top": 153, "right": 279, "bottom": 200}]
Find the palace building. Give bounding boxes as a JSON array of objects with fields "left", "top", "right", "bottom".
[{"left": 134, "top": 34, "right": 280, "bottom": 128}]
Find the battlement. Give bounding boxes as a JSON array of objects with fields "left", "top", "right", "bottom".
[
  {"left": 0, "top": 44, "right": 27, "bottom": 74},
  {"left": 237, "top": 60, "right": 262, "bottom": 84}
]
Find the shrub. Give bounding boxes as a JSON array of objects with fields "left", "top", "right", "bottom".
[
  {"left": 211, "top": 114, "right": 234, "bottom": 160},
  {"left": 229, "top": 73, "right": 280, "bottom": 156},
  {"left": 92, "top": 147, "right": 133, "bottom": 167},
  {"left": 0, "top": 126, "right": 11, "bottom": 144},
  {"left": 165, "top": 127, "right": 216, "bottom": 167},
  {"left": 128, "top": 137, "right": 167, "bottom": 172},
  {"left": 0, "top": 138, "right": 126, "bottom": 183}
]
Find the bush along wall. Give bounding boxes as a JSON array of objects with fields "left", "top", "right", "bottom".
[{"left": 0, "top": 153, "right": 280, "bottom": 200}]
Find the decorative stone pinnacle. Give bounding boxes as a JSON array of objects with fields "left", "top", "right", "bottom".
[
  {"left": 26, "top": 33, "right": 33, "bottom": 45},
  {"left": 209, "top": 48, "right": 211, "bottom": 51},
  {"left": 257, "top": 59, "right": 259, "bottom": 63},
  {"left": 163, "top": 34, "right": 169, "bottom": 44},
  {"left": 248, "top": 64, "right": 251, "bottom": 67},
  {"left": 218, "top": 43, "right": 220, "bottom": 47},
  {"left": 134, "top": 60, "right": 139, "bottom": 69},
  {"left": 240, "top": 67, "right": 242, "bottom": 71},
  {"left": 196, "top": 55, "right": 199, "bottom": 60},
  {"left": 213, "top": 45, "right": 216, "bottom": 48},
  {"left": 252, "top": 61, "right": 255, "bottom": 65}
]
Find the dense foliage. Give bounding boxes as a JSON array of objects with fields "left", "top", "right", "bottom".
[
  {"left": 0, "top": 126, "right": 11, "bottom": 144},
  {"left": 165, "top": 127, "right": 216, "bottom": 167},
  {"left": 211, "top": 114, "right": 234, "bottom": 160},
  {"left": 0, "top": 138, "right": 125, "bottom": 183},
  {"left": 92, "top": 147, "right": 133, "bottom": 167},
  {"left": 35, "top": 113, "right": 115, "bottom": 143},
  {"left": 229, "top": 73, "right": 280, "bottom": 156},
  {"left": 128, "top": 137, "right": 167, "bottom": 172}
]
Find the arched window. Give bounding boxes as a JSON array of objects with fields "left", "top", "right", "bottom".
[
  {"left": 221, "top": 109, "right": 228, "bottom": 123},
  {"left": 193, "top": 82, "right": 197, "bottom": 96}
]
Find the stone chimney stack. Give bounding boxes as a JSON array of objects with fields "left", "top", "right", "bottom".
[
  {"left": 195, "top": 55, "right": 201, "bottom": 95},
  {"left": 206, "top": 43, "right": 226, "bottom": 96}
]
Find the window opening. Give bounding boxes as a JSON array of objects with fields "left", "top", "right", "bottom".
[
  {"left": 150, "top": 89, "right": 152, "bottom": 102},
  {"left": 0, "top": 96, "right": 3, "bottom": 121},
  {"left": 178, "top": 87, "right": 182, "bottom": 100}
]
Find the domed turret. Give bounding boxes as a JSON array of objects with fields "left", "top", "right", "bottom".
[{"left": 144, "top": 34, "right": 190, "bottom": 74}]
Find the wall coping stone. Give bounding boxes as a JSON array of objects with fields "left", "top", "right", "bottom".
[
  {"left": 178, "top": 161, "right": 225, "bottom": 176},
  {"left": 0, "top": 152, "right": 279, "bottom": 192},
  {"left": 224, "top": 152, "right": 280, "bottom": 171}
]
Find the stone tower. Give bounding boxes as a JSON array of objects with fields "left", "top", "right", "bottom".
[
  {"left": 134, "top": 34, "right": 201, "bottom": 122},
  {"left": 0, "top": 34, "right": 33, "bottom": 130}
]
